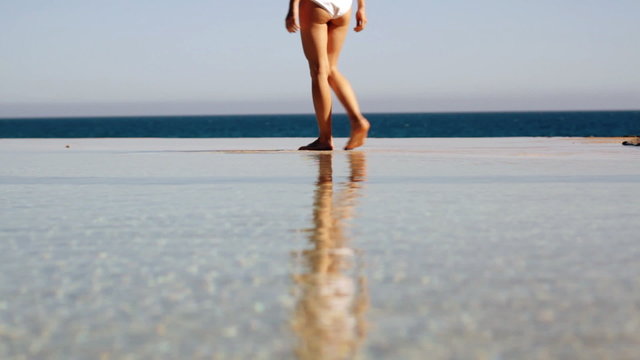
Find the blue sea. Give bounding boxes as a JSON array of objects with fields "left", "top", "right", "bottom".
[{"left": 0, "top": 111, "right": 638, "bottom": 138}]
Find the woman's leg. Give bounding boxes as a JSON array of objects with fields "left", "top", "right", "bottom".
[
  {"left": 299, "top": 0, "right": 334, "bottom": 150},
  {"left": 326, "top": 14, "right": 370, "bottom": 150}
]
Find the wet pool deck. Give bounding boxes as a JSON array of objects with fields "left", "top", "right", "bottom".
[{"left": 1, "top": 138, "right": 639, "bottom": 359}]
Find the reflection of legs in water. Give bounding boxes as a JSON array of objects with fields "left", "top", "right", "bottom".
[
  {"left": 292, "top": 152, "right": 369, "bottom": 360},
  {"left": 348, "top": 151, "right": 367, "bottom": 183},
  {"left": 332, "top": 151, "right": 367, "bottom": 225}
]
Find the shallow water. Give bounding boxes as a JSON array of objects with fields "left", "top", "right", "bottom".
[{"left": 1, "top": 138, "right": 639, "bottom": 359}]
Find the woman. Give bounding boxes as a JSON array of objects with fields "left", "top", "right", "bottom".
[{"left": 286, "top": 0, "right": 370, "bottom": 151}]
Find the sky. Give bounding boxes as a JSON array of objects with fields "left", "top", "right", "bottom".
[{"left": 1, "top": 0, "right": 639, "bottom": 117}]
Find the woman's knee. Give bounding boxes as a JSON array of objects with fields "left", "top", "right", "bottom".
[
  {"left": 327, "top": 66, "right": 342, "bottom": 82},
  {"left": 308, "top": 62, "right": 331, "bottom": 79}
]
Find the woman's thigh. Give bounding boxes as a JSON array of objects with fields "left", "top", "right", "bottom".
[
  {"left": 327, "top": 11, "right": 351, "bottom": 67},
  {"left": 299, "top": 0, "right": 333, "bottom": 69}
]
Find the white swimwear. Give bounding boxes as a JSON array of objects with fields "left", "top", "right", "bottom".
[{"left": 308, "top": 0, "right": 353, "bottom": 19}]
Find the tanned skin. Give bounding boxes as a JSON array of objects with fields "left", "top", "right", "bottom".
[{"left": 286, "top": 0, "right": 370, "bottom": 150}]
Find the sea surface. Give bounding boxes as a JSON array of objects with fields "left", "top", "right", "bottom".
[
  {"left": 1, "top": 111, "right": 639, "bottom": 138},
  {"left": 1, "top": 138, "right": 640, "bottom": 359}
]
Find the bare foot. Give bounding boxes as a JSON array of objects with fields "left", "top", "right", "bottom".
[
  {"left": 299, "top": 138, "right": 334, "bottom": 151},
  {"left": 344, "top": 117, "right": 370, "bottom": 150}
]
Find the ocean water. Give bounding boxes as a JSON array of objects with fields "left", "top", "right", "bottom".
[
  {"left": 1, "top": 138, "right": 640, "bottom": 359},
  {"left": 1, "top": 111, "right": 639, "bottom": 138}
]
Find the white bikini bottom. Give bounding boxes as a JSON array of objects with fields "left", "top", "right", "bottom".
[{"left": 308, "top": 0, "right": 353, "bottom": 19}]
